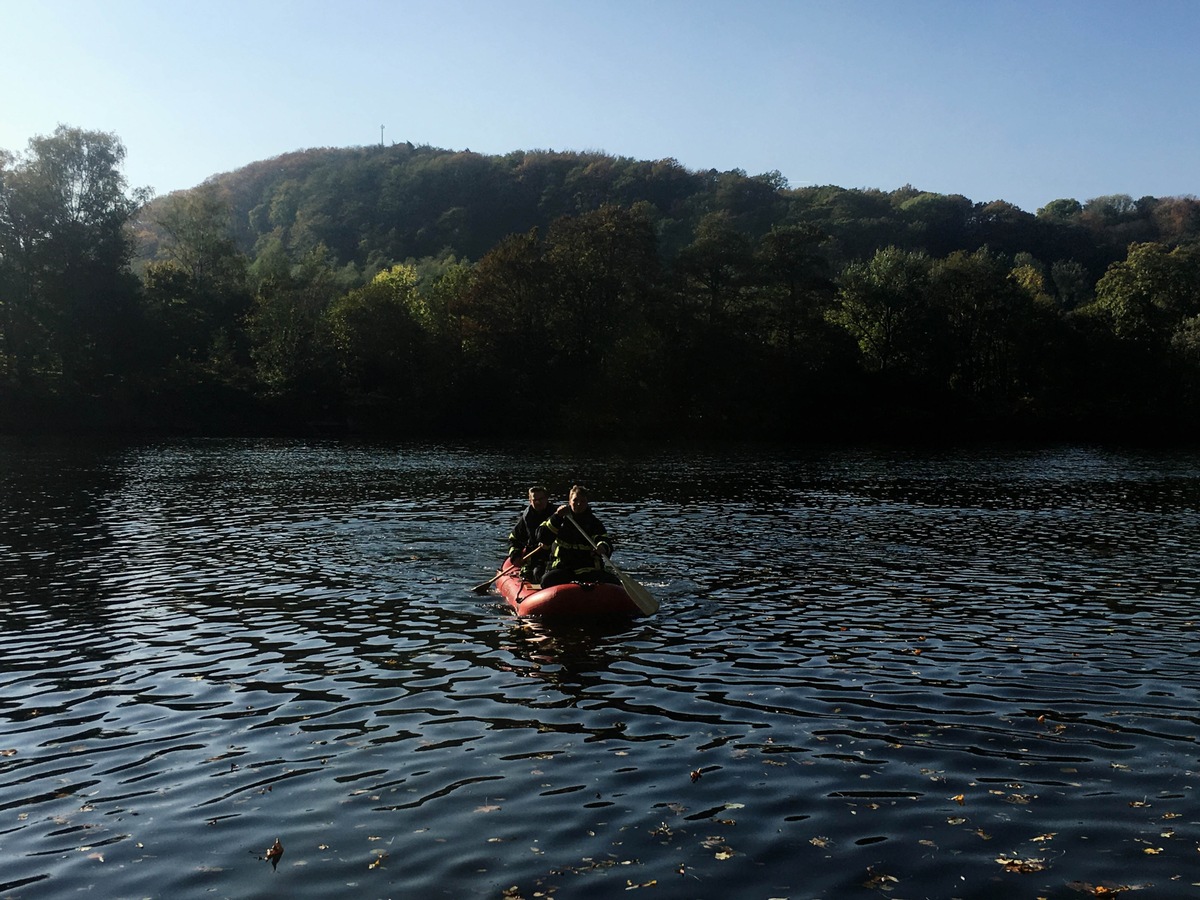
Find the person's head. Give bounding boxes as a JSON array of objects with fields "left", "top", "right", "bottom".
[
  {"left": 568, "top": 484, "right": 590, "bottom": 513},
  {"left": 528, "top": 485, "right": 550, "bottom": 510}
]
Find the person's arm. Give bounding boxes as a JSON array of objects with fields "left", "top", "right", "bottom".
[
  {"left": 538, "top": 510, "right": 562, "bottom": 546},
  {"left": 591, "top": 514, "right": 613, "bottom": 557},
  {"left": 508, "top": 512, "right": 529, "bottom": 561}
]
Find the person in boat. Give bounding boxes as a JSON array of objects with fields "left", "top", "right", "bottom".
[
  {"left": 537, "top": 484, "right": 621, "bottom": 587},
  {"left": 508, "top": 485, "right": 553, "bottom": 583}
]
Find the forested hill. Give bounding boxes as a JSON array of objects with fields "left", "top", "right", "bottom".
[
  {"left": 138, "top": 142, "right": 1198, "bottom": 279},
  {"left": 4, "top": 127, "right": 1200, "bottom": 440}
]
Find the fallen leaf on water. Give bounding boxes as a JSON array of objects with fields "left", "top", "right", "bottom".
[
  {"left": 1142, "top": 847, "right": 1162, "bottom": 855},
  {"left": 1031, "top": 833, "right": 1057, "bottom": 842},
  {"left": 87, "top": 852, "right": 104, "bottom": 862},
  {"left": 995, "top": 856, "right": 1044, "bottom": 873},
  {"left": 266, "top": 838, "right": 284, "bottom": 870},
  {"left": 690, "top": 769, "right": 703, "bottom": 783},
  {"left": 973, "top": 828, "right": 992, "bottom": 840},
  {"left": 1065, "top": 881, "right": 1150, "bottom": 895},
  {"left": 950, "top": 794, "right": 965, "bottom": 805},
  {"left": 863, "top": 867, "right": 899, "bottom": 891},
  {"left": 368, "top": 851, "right": 387, "bottom": 869},
  {"left": 1, "top": 749, "right": 17, "bottom": 757},
  {"left": 946, "top": 816, "right": 967, "bottom": 825},
  {"left": 1005, "top": 793, "right": 1036, "bottom": 805},
  {"left": 810, "top": 836, "right": 832, "bottom": 848},
  {"left": 1129, "top": 800, "right": 1151, "bottom": 808},
  {"left": 475, "top": 804, "right": 501, "bottom": 813}
]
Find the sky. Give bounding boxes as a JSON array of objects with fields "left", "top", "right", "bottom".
[{"left": 3, "top": 0, "right": 1198, "bottom": 213}]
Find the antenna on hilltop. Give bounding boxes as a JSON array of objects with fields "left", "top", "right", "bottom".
[{"left": 380, "top": 125, "right": 385, "bottom": 147}]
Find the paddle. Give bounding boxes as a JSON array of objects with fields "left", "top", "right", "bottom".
[
  {"left": 564, "top": 512, "right": 659, "bottom": 615},
  {"left": 471, "top": 545, "right": 543, "bottom": 594}
]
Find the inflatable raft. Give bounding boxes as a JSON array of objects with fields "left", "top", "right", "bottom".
[{"left": 493, "top": 559, "right": 647, "bottom": 618}]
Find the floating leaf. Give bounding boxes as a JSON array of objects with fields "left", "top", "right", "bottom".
[
  {"left": 475, "top": 804, "right": 501, "bottom": 813},
  {"left": 1, "top": 749, "right": 17, "bottom": 757},
  {"left": 810, "top": 836, "right": 832, "bottom": 848},
  {"left": 1031, "top": 833, "right": 1057, "bottom": 842},
  {"left": 1129, "top": 800, "right": 1151, "bottom": 808},
  {"left": 995, "top": 856, "right": 1044, "bottom": 873},
  {"left": 863, "top": 867, "right": 900, "bottom": 891},
  {"left": 265, "top": 838, "right": 284, "bottom": 870},
  {"left": 1066, "top": 881, "right": 1151, "bottom": 895},
  {"left": 369, "top": 851, "right": 387, "bottom": 869},
  {"left": 1143, "top": 847, "right": 1162, "bottom": 855},
  {"left": 690, "top": 769, "right": 703, "bottom": 783}
]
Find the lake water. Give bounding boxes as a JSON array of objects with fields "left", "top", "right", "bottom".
[{"left": 2, "top": 437, "right": 1199, "bottom": 899}]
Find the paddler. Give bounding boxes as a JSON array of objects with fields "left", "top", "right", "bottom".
[
  {"left": 508, "top": 485, "right": 553, "bottom": 583},
  {"left": 537, "top": 485, "right": 620, "bottom": 587}
]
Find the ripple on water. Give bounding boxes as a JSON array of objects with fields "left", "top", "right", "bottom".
[{"left": 3, "top": 440, "right": 1200, "bottom": 897}]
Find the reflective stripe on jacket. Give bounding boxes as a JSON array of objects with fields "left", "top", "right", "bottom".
[{"left": 539, "top": 509, "right": 612, "bottom": 574}]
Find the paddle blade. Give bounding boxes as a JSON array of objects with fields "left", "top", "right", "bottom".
[{"left": 613, "top": 567, "right": 658, "bottom": 616}]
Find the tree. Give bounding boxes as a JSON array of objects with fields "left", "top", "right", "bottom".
[
  {"left": 326, "top": 264, "right": 421, "bottom": 407},
  {"left": 827, "top": 246, "right": 933, "bottom": 375},
  {"left": 0, "top": 126, "right": 148, "bottom": 388},
  {"left": 544, "top": 204, "right": 659, "bottom": 365},
  {"left": 672, "top": 212, "right": 756, "bottom": 332},
  {"left": 755, "top": 223, "right": 832, "bottom": 354},
  {"left": 927, "top": 248, "right": 1041, "bottom": 402},
  {"left": 1093, "top": 242, "right": 1200, "bottom": 344},
  {"left": 246, "top": 244, "right": 342, "bottom": 413},
  {"left": 144, "top": 184, "right": 251, "bottom": 375}
]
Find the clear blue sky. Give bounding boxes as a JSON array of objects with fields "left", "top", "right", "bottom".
[{"left": 4, "top": 0, "right": 1197, "bottom": 213}]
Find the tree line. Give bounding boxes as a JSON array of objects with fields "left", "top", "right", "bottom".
[{"left": 3, "top": 125, "right": 1200, "bottom": 439}]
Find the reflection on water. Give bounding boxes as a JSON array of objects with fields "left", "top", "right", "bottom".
[{"left": 2, "top": 438, "right": 1199, "bottom": 898}]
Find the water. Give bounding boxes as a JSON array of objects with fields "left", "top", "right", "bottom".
[{"left": 2, "top": 438, "right": 1199, "bottom": 899}]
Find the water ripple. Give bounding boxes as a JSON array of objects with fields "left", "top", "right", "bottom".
[{"left": 3, "top": 439, "right": 1200, "bottom": 897}]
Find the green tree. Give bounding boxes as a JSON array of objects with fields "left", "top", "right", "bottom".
[
  {"left": 756, "top": 223, "right": 831, "bottom": 353},
  {"left": 326, "top": 264, "right": 421, "bottom": 407},
  {"left": 543, "top": 204, "right": 659, "bottom": 364},
  {"left": 927, "top": 248, "right": 1041, "bottom": 401},
  {"left": 827, "top": 246, "right": 933, "bottom": 375},
  {"left": 247, "top": 244, "right": 342, "bottom": 413},
  {"left": 144, "top": 184, "right": 251, "bottom": 376},
  {"left": 0, "top": 126, "right": 148, "bottom": 388},
  {"left": 1092, "top": 242, "right": 1200, "bottom": 344},
  {"left": 672, "top": 212, "right": 756, "bottom": 332}
]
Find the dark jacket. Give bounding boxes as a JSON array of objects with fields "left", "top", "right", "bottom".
[
  {"left": 508, "top": 504, "right": 551, "bottom": 559},
  {"left": 538, "top": 508, "right": 613, "bottom": 577}
]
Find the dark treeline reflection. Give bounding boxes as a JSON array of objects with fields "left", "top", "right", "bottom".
[{"left": 5, "top": 126, "right": 1200, "bottom": 440}]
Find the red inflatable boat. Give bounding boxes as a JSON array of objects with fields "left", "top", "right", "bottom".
[{"left": 492, "top": 559, "right": 647, "bottom": 618}]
